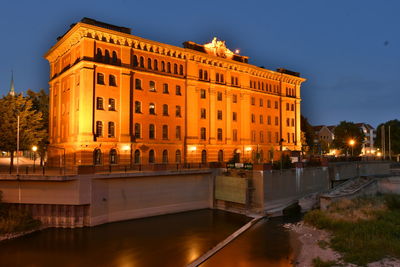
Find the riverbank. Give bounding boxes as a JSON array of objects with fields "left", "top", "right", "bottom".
[
  {"left": 0, "top": 227, "right": 45, "bottom": 242},
  {"left": 287, "top": 194, "right": 400, "bottom": 266}
]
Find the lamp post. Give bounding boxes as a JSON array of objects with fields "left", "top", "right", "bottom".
[
  {"left": 32, "top": 145, "right": 38, "bottom": 173},
  {"left": 349, "top": 139, "right": 355, "bottom": 157}
]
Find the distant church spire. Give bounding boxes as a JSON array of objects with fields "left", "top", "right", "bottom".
[{"left": 9, "top": 71, "right": 15, "bottom": 96}]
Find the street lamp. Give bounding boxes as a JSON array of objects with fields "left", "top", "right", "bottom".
[
  {"left": 32, "top": 145, "right": 38, "bottom": 173},
  {"left": 349, "top": 139, "right": 355, "bottom": 157}
]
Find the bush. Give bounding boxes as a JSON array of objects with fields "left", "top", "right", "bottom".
[{"left": 384, "top": 194, "right": 400, "bottom": 210}]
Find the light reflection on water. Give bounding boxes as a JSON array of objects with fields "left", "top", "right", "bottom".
[{"left": 0, "top": 209, "right": 300, "bottom": 267}]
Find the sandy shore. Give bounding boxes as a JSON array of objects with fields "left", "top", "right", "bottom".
[{"left": 286, "top": 222, "right": 400, "bottom": 267}]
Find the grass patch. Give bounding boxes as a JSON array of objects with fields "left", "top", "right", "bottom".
[
  {"left": 0, "top": 192, "right": 41, "bottom": 235},
  {"left": 317, "top": 240, "right": 329, "bottom": 250},
  {"left": 312, "top": 257, "right": 339, "bottom": 267},
  {"left": 305, "top": 194, "right": 400, "bottom": 266}
]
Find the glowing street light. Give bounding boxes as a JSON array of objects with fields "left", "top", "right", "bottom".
[
  {"left": 32, "top": 145, "right": 38, "bottom": 172},
  {"left": 349, "top": 139, "right": 355, "bottom": 157}
]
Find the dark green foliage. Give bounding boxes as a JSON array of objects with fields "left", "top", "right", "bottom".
[
  {"left": 332, "top": 121, "right": 365, "bottom": 156},
  {"left": 384, "top": 194, "right": 400, "bottom": 210},
  {"left": 272, "top": 154, "right": 292, "bottom": 169},
  {"left": 301, "top": 115, "right": 316, "bottom": 153},
  {"left": 375, "top": 120, "right": 400, "bottom": 155},
  {"left": 312, "top": 257, "right": 339, "bottom": 267}
]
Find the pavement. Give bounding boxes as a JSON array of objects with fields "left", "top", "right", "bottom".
[{"left": 0, "top": 157, "right": 35, "bottom": 166}]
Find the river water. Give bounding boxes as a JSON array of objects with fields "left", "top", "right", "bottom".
[{"left": 0, "top": 209, "right": 300, "bottom": 267}]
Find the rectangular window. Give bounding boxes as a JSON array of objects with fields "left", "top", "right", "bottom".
[
  {"left": 267, "top": 116, "right": 271, "bottom": 125},
  {"left": 260, "top": 115, "right": 263, "bottom": 124},
  {"left": 96, "top": 97, "right": 104, "bottom": 110},
  {"left": 135, "top": 101, "right": 141, "bottom": 113},
  {"left": 176, "top": 85, "right": 181, "bottom": 95},
  {"left": 135, "top": 78, "right": 142, "bottom": 90},
  {"left": 217, "top": 110, "right": 222, "bottom": 120},
  {"left": 108, "top": 122, "right": 115, "bottom": 138},
  {"left": 162, "top": 125, "right": 168, "bottom": 140},
  {"left": 268, "top": 131, "right": 272, "bottom": 143},
  {"left": 275, "top": 132, "right": 279, "bottom": 143},
  {"left": 233, "top": 129, "right": 238, "bottom": 142},
  {"left": 200, "top": 127, "right": 206, "bottom": 140},
  {"left": 232, "top": 94, "right": 237, "bottom": 103},
  {"left": 176, "top": 106, "right": 181, "bottom": 117},
  {"left": 217, "top": 128, "right": 223, "bottom": 141},
  {"left": 287, "top": 133, "right": 290, "bottom": 143},
  {"left": 149, "top": 124, "right": 155, "bottom": 139},
  {"left": 232, "top": 112, "right": 237, "bottom": 121},
  {"left": 149, "top": 81, "right": 156, "bottom": 92},
  {"left": 251, "top": 97, "right": 255, "bottom": 105},
  {"left": 275, "top": 117, "right": 279, "bottom": 126},
  {"left": 267, "top": 100, "right": 271, "bottom": 108},
  {"left": 163, "top": 105, "right": 169, "bottom": 116},
  {"left": 135, "top": 123, "right": 141, "bottom": 139},
  {"left": 176, "top": 126, "right": 181, "bottom": 140},
  {"left": 260, "top": 131, "right": 264, "bottom": 143},
  {"left": 200, "top": 89, "right": 206, "bottom": 99},
  {"left": 217, "top": 92, "right": 222, "bottom": 101},
  {"left": 292, "top": 133, "right": 295, "bottom": 143},
  {"left": 286, "top": 103, "right": 290, "bottom": 110},
  {"left": 259, "top": 99, "right": 263, "bottom": 107},
  {"left": 275, "top": 101, "right": 278, "bottom": 109},
  {"left": 200, "top": 108, "right": 206, "bottom": 119},
  {"left": 97, "top": 73, "right": 104, "bottom": 85},
  {"left": 251, "top": 130, "right": 256, "bottom": 142},
  {"left": 163, "top": 83, "right": 169, "bottom": 94},
  {"left": 251, "top": 114, "right": 255, "bottom": 123},
  {"left": 108, "top": 98, "right": 115, "bottom": 111},
  {"left": 96, "top": 121, "right": 102, "bottom": 137}
]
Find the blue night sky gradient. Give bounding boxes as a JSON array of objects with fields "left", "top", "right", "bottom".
[{"left": 0, "top": 0, "right": 399, "bottom": 127}]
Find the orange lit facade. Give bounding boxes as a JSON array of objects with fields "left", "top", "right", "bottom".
[{"left": 44, "top": 18, "right": 306, "bottom": 167}]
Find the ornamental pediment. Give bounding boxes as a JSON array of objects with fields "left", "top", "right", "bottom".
[{"left": 203, "top": 37, "right": 235, "bottom": 59}]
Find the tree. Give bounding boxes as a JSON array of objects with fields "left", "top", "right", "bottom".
[
  {"left": 0, "top": 94, "right": 46, "bottom": 171},
  {"left": 375, "top": 120, "right": 400, "bottom": 156},
  {"left": 332, "top": 121, "right": 365, "bottom": 156},
  {"left": 301, "top": 115, "right": 315, "bottom": 153},
  {"left": 26, "top": 89, "right": 49, "bottom": 166}
]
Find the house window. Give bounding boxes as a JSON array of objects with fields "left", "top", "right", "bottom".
[
  {"left": 291, "top": 104, "right": 295, "bottom": 111},
  {"left": 109, "top": 149, "right": 117, "bottom": 164},
  {"left": 175, "top": 150, "right": 181, "bottom": 163},
  {"left": 287, "top": 133, "right": 290, "bottom": 143},
  {"left": 286, "top": 103, "right": 290, "bottom": 110},
  {"left": 112, "top": 51, "right": 118, "bottom": 64},
  {"left": 251, "top": 97, "right": 255, "bottom": 105},
  {"left": 162, "top": 150, "right": 168, "bottom": 163},
  {"left": 134, "top": 149, "right": 140, "bottom": 164},
  {"left": 201, "top": 150, "right": 207, "bottom": 164},
  {"left": 233, "top": 94, "right": 237, "bottom": 103},
  {"left": 163, "top": 83, "right": 169, "bottom": 94},
  {"left": 217, "top": 110, "right": 222, "bottom": 120},
  {"left": 251, "top": 114, "right": 255, "bottom": 123},
  {"left": 108, "top": 122, "right": 115, "bottom": 138},
  {"left": 135, "top": 123, "right": 141, "bottom": 139},
  {"left": 199, "top": 69, "right": 203, "bottom": 80},
  {"left": 179, "top": 65, "right": 184, "bottom": 75},
  {"left": 139, "top": 56, "right": 144, "bottom": 67},
  {"left": 287, "top": 118, "right": 290, "bottom": 127},
  {"left": 267, "top": 99, "right": 271, "bottom": 108},
  {"left": 94, "top": 149, "right": 102, "bottom": 165},
  {"left": 109, "top": 75, "right": 116, "bottom": 86},
  {"left": 275, "top": 117, "right": 279, "bottom": 126},
  {"left": 216, "top": 73, "right": 220, "bottom": 83},
  {"left": 233, "top": 129, "right": 238, "bottom": 142},
  {"left": 176, "top": 126, "right": 181, "bottom": 140},
  {"left": 291, "top": 119, "right": 295, "bottom": 127},
  {"left": 105, "top": 50, "right": 110, "bottom": 63},
  {"left": 268, "top": 131, "right": 272, "bottom": 143},
  {"left": 217, "top": 128, "right": 223, "bottom": 141},
  {"left": 96, "top": 97, "right": 104, "bottom": 110},
  {"left": 260, "top": 131, "right": 264, "bottom": 143},
  {"left": 149, "top": 124, "right": 155, "bottom": 139},
  {"left": 97, "top": 73, "right": 104, "bottom": 85},
  {"left": 200, "top": 127, "right": 206, "bottom": 140},
  {"left": 275, "top": 101, "right": 278, "bottom": 109},
  {"left": 149, "top": 149, "right": 155, "bottom": 163},
  {"left": 275, "top": 132, "right": 279, "bottom": 143},
  {"left": 154, "top": 59, "right": 158, "bottom": 70},
  {"left": 167, "top": 62, "right": 171, "bottom": 73},
  {"left": 251, "top": 130, "right": 256, "bottom": 142},
  {"left": 163, "top": 104, "right": 169, "bottom": 116},
  {"left": 173, "top": 63, "right": 178, "bottom": 74},
  {"left": 267, "top": 116, "right": 271, "bottom": 125},
  {"left": 292, "top": 133, "right": 295, "bottom": 143},
  {"left": 259, "top": 99, "right": 263, "bottom": 107},
  {"left": 96, "top": 48, "right": 103, "bottom": 60},
  {"left": 218, "top": 150, "right": 224, "bottom": 162},
  {"left": 162, "top": 125, "right": 168, "bottom": 140},
  {"left": 149, "top": 103, "right": 156, "bottom": 115},
  {"left": 135, "top": 101, "right": 141, "bottom": 113},
  {"left": 96, "top": 121, "right": 103, "bottom": 137},
  {"left": 217, "top": 92, "right": 222, "bottom": 101},
  {"left": 232, "top": 112, "right": 237, "bottom": 121},
  {"left": 135, "top": 79, "right": 142, "bottom": 90},
  {"left": 260, "top": 115, "right": 263, "bottom": 124},
  {"left": 161, "top": 61, "right": 165, "bottom": 71},
  {"left": 200, "top": 108, "right": 206, "bottom": 119},
  {"left": 148, "top": 58, "right": 152, "bottom": 69},
  {"left": 133, "top": 55, "right": 138, "bottom": 66},
  {"left": 200, "top": 89, "right": 206, "bottom": 99},
  {"left": 176, "top": 85, "right": 181, "bottom": 95},
  {"left": 149, "top": 81, "right": 156, "bottom": 92},
  {"left": 175, "top": 106, "right": 181, "bottom": 117},
  {"left": 108, "top": 98, "right": 116, "bottom": 111},
  {"left": 204, "top": 70, "right": 208, "bottom": 80}
]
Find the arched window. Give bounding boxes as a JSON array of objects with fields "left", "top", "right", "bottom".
[
  {"left": 149, "top": 124, "right": 155, "bottom": 139},
  {"left": 161, "top": 61, "right": 165, "bottom": 72},
  {"left": 109, "top": 75, "right": 116, "bottom": 86},
  {"left": 148, "top": 58, "right": 152, "bottom": 69},
  {"left": 134, "top": 149, "right": 141, "bottom": 164},
  {"left": 108, "top": 122, "right": 115, "bottom": 138},
  {"left": 221, "top": 74, "right": 224, "bottom": 83},
  {"left": 167, "top": 62, "right": 171, "bottom": 73},
  {"left": 173, "top": 63, "right": 178, "bottom": 74},
  {"left": 149, "top": 103, "right": 156, "bottom": 115},
  {"left": 199, "top": 69, "right": 203, "bottom": 80},
  {"left": 204, "top": 70, "right": 208, "bottom": 81},
  {"left": 140, "top": 56, "right": 144, "bottom": 67},
  {"left": 133, "top": 55, "right": 138, "bottom": 67},
  {"left": 179, "top": 65, "right": 184, "bottom": 75},
  {"left": 135, "top": 101, "right": 141, "bottom": 113},
  {"left": 218, "top": 150, "right": 224, "bottom": 163},
  {"left": 134, "top": 123, "right": 141, "bottom": 139},
  {"left": 149, "top": 81, "right": 156, "bottom": 92},
  {"left": 216, "top": 73, "right": 220, "bottom": 83},
  {"left": 97, "top": 73, "right": 105, "bottom": 85},
  {"left": 175, "top": 150, "right": 181, "bottom": 163},
  {"left": 105, "top": 50, "right": 110, "bottom": 63},
  {"left": 149, "top": 149, "right": 155, "bottom": 163},
  {"left": 94, "top": 149, "right": 102, "bottom": 165},
  {"left": 96, "top": 48, "right": 102, "bottom": 60},
  {"left": 201, "top": 150, "right": 207, "bottom": 164},
  {"left": 154, "top": 59, "right": 158, "bottom": 70},
  {"left": 135, "top": 78, "right": 142, "bottom": 89},
  {"left": 96, "top": 121, "right": 103, "bottom": 137},
  {"left": 112, "top": 51, "right": 118, "bottom": 64},
  {"left": 109, "top": 149, "right": 117, "bottom": 164},
  {"left": 162, "top": 150, "right": 168, "bottom": 163}
]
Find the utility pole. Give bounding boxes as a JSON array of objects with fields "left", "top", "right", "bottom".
[
  {"left": 16, "top": 115, "right": 20, "bottom": 175},
  {"left": 389, "top": 125, "right": 391, "bottom": 160},
  {"left": 381, "top": 125, "right": 385, "bottom": 160}
]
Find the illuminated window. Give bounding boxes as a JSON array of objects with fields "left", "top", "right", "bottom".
[
  {"left": 135, "top": 101, "right": 141, "bottom": 113},
  {"left": 108, "top": 98, "right": 115, "bottom": 111},
  {"left": 149, "top": 81, "right": 156, "bottom": 92},
  {"left": 108, "top": 122, "right": 115, "bottom": 138},
  {"left": 175, "top": 106, "right": 181, "bottom": 117},
  {"left": 96, "top": 97, "right": 104, "bottom": 110},
  {"left": 149, "top": 103, "right": 156, "bottom": 115}
]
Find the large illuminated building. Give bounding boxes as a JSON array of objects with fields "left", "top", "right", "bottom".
[{"left": 45, "top": 18, "right": 306, "bottom": 167}]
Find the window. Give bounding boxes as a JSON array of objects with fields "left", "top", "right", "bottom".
[
  {"left": 200, "top": 89, "right": 206, "bottom": 99},
  {"left": 175, "top": 150, "right": 181, "bottom": 163},
  {"left": 176, "top": 126, "right": 181, "bottom": 140},
  {"left": 135, "top": 123, "right": 141, "bottom": 139},
  {"left": 135, "top": 101, "right": 141, "bottom": 113},
  {"left": 217, "top": 128, "right": 223, "bottom": 141},
  {"left": 161, "top": 61, "right": 165, "bottom": 72},
  {"left": 291, "top": 104, "right": 294, "bottom": 111},
  {"left": 275, "top": 101, "right": 279, "bottom": 109},
  {"left": 135, "top": 79, "right": 142, "bottom": 90},
  {"left": 216, "top": 73, "right": 220, "bottom": 83},
  {"left": 149, "top": 103, "right": 156, "bottom": 115},
  {"left": 286, "top": 103, "right": 290, "bottom": 110},
  {"left": 267, "top": 116, "right": 271, "bottom": 125},
  {"left": 163, "top": 83, "right": 169, "bottom": 94},
  {"left": 232, "top": 112, "right": 237, "bottom": 121},
  {"left": 275, "top": 132, "right": 279, "bottom": 143},
  {"left": 162, "top": 125, "right": 168, "bottom": 139},
  {"left": 199, "top": 69, "right": 203, "bottom": 80},
  {"left": 96, "top": 48, "right": 102, "bottom": 60},
  {"left": 201, "top": 150, "right": 207, "bottom": 164},
  {"left": 200, "top": 127, "right": 206, "bottom": 140},
  {"left": 149, "top": 81, "right": 156, "bottom": 92},
  {"left": 287, "top": 133, "right": 290, "bottom": 143},
  {"left": 217, "top": 110, "right": 222, "bottom": 120},
  {"left": 251, "top": 130, "right": 256, "bottom": 142},
  {"left": 287, "top": 118, "right": 290, "bottom": 127},
  {"left": 179, "top": 65, "right": 184, "bottom": 75},
  {"left": 97, "top": 73, "right": 105, "bottom": 85},
  {"left": 162, "top": 150, "right": 168, "bottom": 163},
  {"left": 108, "top": 122, "right": 115, "bottom": 138},
  {"left": 162, "top": 104, "right": 169, "bottom": 116},
  {"left": 149, "top": 124, "right": 155, "bottom": 139},
  {"left": 112, "top": 51, "right": 118, "bottom": 64},
  {"left": 251, "top": 97, "right": 255, "bottom": 105},
  {"left": 260, "top": 131, "right": 264, "bottom": 143},
  {"left": 275, "top": 116, "right": 279, "bottom": 126},
  {"left": 220, "top": 74, "right": 224, "bottom": 83},
  {"left": 204, "top": 70, "right": 208, "bottom": 80},
  {"left": 291, "top": 119, "right": 295, "bottom": 127},
  {"left": 218, "top": 150, "right": 224, "bottom": 163},
  {"left": 167, "top": 62, "right": 171, "bottom": 73},
  {"left": 233, "top": 129, "right": 238, "bottom": 142},
  {"left": 108, "top": 75, "right": 116, "bottom": 86},
  {"left": 176, "top": 85, "right": 181, "bottom": 95},
  {"left": 108, "top": 98, "right": 116, "bottom": 111},
  {"left": 268, "top": 131, "right": 272, "bottom": 143},
  {"left": 154, "top": 59, "right": 158, "bottom": 70},
  {"left": 259, "top": 99, "right": 263, "bottom": 107},
  {"left": 200, "top": 108, "right": 206, "bottom": 119},
  {"left": 149, "top": 149, "right": 155, "bottom": 163},
  {"left": 140, "top": 56, "right": 144, "bottom": 67},
  {"left": 94, "top": 149, "right": 102, "bottom": 165},
  {"left": 260, "top": 115, "right": 263, "bottom": 124},
  {"left": 233, "top": 94, "right": 237, "bottom": 103},
  {"left": 175, "top": 106, "right": 181, "bottom": 117},
  {"left": 105, "top": 50, "right": 110, "bottom": 63},
  {"left": 96, "top": 121, "right": 103, "bottom": 137},
  {"left": 133, "top": 55, "right": 138, "bottom": 66},
  {"left": 267, "top": 99, "right": 271, "bottom": 108},
  {"left": 174, "top": 63, "right": 178, "bottom": 74},
  {"left": 134, "top": 149, "right": 141, "bottom": 164},
  {"left": 292, "top": 133, "right": 295, "bottom": 143},
  {"left": 96, "top": 97, "right": 104, "bottom": 110},
  {"left": 109, "top": 149, "right": 117, "bottom": 164},
  {"left": 217, "top": 92, "right": 222, "bottom": 101},
  {"left": 251, "top": 114, "right": 255, "bottom": 123},
  {"left": 147, "top": 58, "right": 152, "bottom": 69}
]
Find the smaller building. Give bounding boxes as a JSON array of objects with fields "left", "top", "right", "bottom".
[
  {"left": 355, "top": 123, "right": 376, "bottom": 155},
  {"left": 313, "top": 125, "right": 335, "bottom": 154}
]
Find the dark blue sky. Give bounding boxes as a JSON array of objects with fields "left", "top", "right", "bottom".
[{"left": 0, "top": 0, "right": 399, "bottom": 127}]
